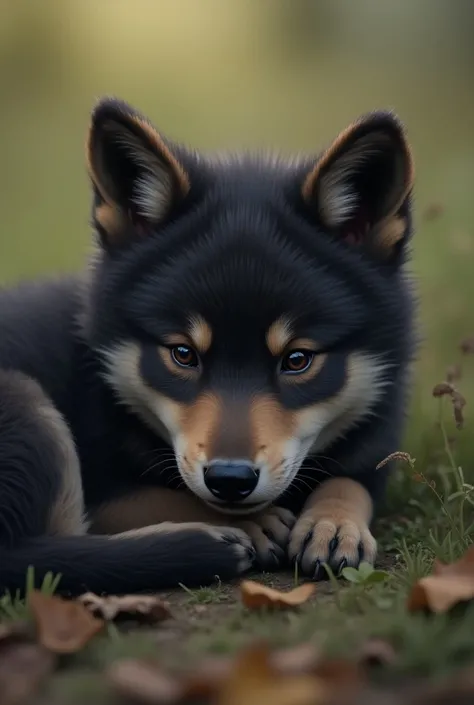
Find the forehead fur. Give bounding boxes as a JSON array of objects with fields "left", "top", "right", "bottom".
[{"left": 85, "top": 144, "right": 412, "bottom": 365}]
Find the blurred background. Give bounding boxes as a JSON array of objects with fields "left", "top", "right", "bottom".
[{"left": 0, "top": 0, "right": 473, "bottom": 466}]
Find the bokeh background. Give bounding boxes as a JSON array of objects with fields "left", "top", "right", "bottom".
[{"left": 1, "top": 0, "right": 473, "bottom": 467}]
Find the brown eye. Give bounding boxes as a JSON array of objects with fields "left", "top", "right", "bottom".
[
  {"left": 280, "top": 350, "right": 314, "bottom": 375},
  {"left": 171, "top": 345, "right": 199, "bottom": 368}
]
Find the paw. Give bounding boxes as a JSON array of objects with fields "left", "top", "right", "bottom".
[
  {"left": 200, "top": 524, "right": 257, "bottom": 574},
  {"left": 239, "top": 507, "right": 296, "bottom": 570},
  {"left": 288, "top": 513, "right": 377, "bottom": 580}
]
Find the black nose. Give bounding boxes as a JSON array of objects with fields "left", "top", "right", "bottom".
[{"left": 203, "top": 461, "right": 260, "bottom": 502}]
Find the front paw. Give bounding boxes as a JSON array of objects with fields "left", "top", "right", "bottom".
[
  {"left": 239, "top": 507, "right": 296, "bottom": 570},
  {"left": 288, "top": 513, "right": 377, "bottom": 580},
  {"left": 198, "top": 524, "right": 257, "bottom": 575}
]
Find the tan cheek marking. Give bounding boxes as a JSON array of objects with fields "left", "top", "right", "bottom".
[
  {"left": 103, "top": 341, "right": 181, "bottom": 441},
  {"left": 266, "top": 317, "right": 293, "bottom": 357},
  {"left": 188, "top": 316, "right": 213, "bottom": 355},
  {"left": 180, "top": 393, "right": 222, "bottom": 468},
  {"left": 304, "top": 478, "right": 373, "bottom": 525},
  {"left": 250, "top": 395, "right": 296, "bottom": 470}
]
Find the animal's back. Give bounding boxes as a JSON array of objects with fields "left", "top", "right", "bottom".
[{"left": 0, "top": 276, "right": 81, "bottom": 409}]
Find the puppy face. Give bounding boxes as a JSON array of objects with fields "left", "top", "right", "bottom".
[{"left": 86, "top": 99, "right": 414, "bottom": 515}]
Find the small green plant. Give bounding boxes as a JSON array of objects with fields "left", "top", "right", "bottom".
[
  {"left": 0, "top": 565, "right": 62, "bottom": 621},
  {"left": 341, "top": 561, "right": 389, "bottom": 585}
]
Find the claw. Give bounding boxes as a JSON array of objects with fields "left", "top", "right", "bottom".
[
  {"left": 337, "top": 558, "right": 347, "bottom": 576},
  {"left": 295, "top": 529, "right": 313, "bottom": 567},
  {"left": 269, "top": 547, "right": 283, "bottom": 568},
  {"left": 246, "top": 545, "right": 257, "bottom": 562},
  {"left": 314, "top": 559, "right": 331, "bottom": 581},
  {"left": 312, "top": 559, "right": 321, "bottom": 580}
]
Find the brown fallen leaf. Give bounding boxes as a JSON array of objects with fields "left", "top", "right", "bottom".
[
  {"left": 78, "top": 592, "right": 172, "bottom": 623},
  {"left": 29, "top": 590, "right": 104, "bottom": 653},
  {"left": 215, "top": 644, "right": 327, "bottom": 705},
  {"left": 312, "top": 658, "right": 365, "bottom": 689},
  {"left": 107, "top": 659, "right": 182, "bottom": 704},
  {"left": 407, "top": 545, "right": 474, "bottom": 614},
  {"left": 240, "top": 580, "right": 316, "bottom": 609},
  {"left": 182, "top": 642, "right": 321, "bottom": 700},
  {"left": 271, "top": 643, "right": 321, "bottom": 675},
  {"left": 109, "top": 642, "right": 368, "bottom": 705}
]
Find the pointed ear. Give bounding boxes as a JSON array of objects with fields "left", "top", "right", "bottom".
[
  {"left": 302, "top": 111, "right": 414, "bottom": 259},
  {"left": 86, "top": 97, "right": 190, "bottom": 246}
]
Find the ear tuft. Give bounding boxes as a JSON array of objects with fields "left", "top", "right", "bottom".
[
  {"left": 87, "top": 97, "right": 190, "bottom": 245},
  {"left": 303, "top": 111, "right": 414, "bottom": 258}
]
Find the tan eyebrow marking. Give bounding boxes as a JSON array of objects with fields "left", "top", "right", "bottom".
[
  {"left": 266, "top": 317, "right": 294, "bottom": 357},
  {"left": 188, "top": 315, "right": 213, "bottom": 355},
  {"left": 288, "top": 338, "right": 320, "bottom": 352},
  {"left": 163, "top": 334, "right": 191, "bottom": 347}
]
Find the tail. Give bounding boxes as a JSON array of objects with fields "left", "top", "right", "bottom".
[{"left": 0, "top": 524, "right": 255, "bottom": 596}]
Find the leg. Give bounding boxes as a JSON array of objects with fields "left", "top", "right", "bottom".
[
  {"left": 0, "top": 370, "right": 87, "bottom": 545},
  {"left": 288, "top": 477, "right": 377, "bottom": 580},
  {"left": 0, "top": 372, "right": 254, "bottom": 596},
  {"left": 91, "top": 487, "right": 295, "bottom": 570}
]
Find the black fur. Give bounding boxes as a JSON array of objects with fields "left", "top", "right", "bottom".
[{"left": 0, "top": 98, "right": 416, "bottom": 595}]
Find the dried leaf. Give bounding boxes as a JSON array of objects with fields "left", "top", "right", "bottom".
[
  {"left": 109, "top": 644, "right": 367, "bottom": 705},
  {"left": 432, "top": 382, "right": 467, "bottom": 430},
  {"left": 433, "top": 382, "right": 455, "bottom": 398},
  {"left": 78, "top": 592, "right": 172, "bottom": 623},
  {"left": 423, "top": 203, "right": 444, "bottom": 221},
  {"left": 311, "top": 659, "right": 366, "bottom": 694},
  {"left": 407, "top": 545, "right": 474, "bottom": 613},
  {"left": 176, "top": 643, "right": 321, "bottom": 702},
  {"left": 187, "top": 642, "right": 321, "bottom": 698},
  {"left": 29, "top": 590, "right": 104, "bottom": 654},
  {"left": 107, "top": 659, "right": 182, "bottom": 704},
  {"left": 460, "top": 336, "right": 474, "bottom": 355},
  {"left": 271, "top": 643, "right": 321, "bottom": 675},
  {"left": 452, "top": 390, "right": 467, "bottom": 430},
  {"left": 215, "top": 644, "right": 327, "bottom": 705},
  {"left": 0, "top": 638, "right": 55, "bottom": 705},
  {"left": 240, "top": 580, "right": 316, "bottom": 610}
]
